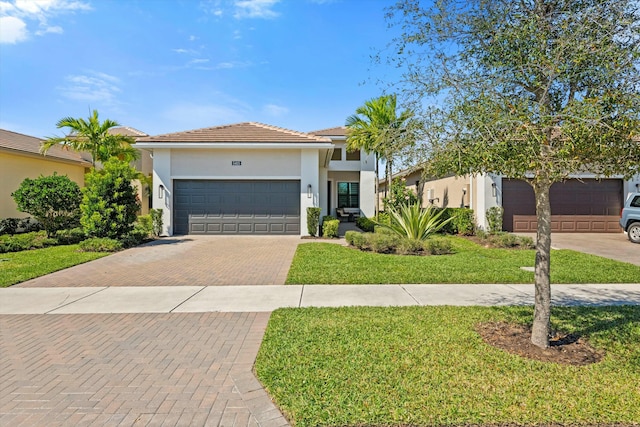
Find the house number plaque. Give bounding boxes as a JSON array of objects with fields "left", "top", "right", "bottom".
[{"left": 232, "top": 161, "right": 242, "bottom": 166}]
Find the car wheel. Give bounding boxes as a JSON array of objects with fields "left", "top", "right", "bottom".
[{"left": 628, "top": 223, "right": 640, "bottom": 244}]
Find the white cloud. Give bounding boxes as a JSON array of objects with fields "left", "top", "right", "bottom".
[
  {"left": 0, "top": 15, "right": 27, "bottom": 43},
  {"left": 35, "top": 25, "right": 62, "bottom": 35},
  {"left": 233, "top": 0, "right": 280, "bottom": 19},
  {"left": 263, "top": 103, "right": 289, "bottom": 117},
  {"left": 189, "top": 35, "right": 198, "bottom": 41},
  {"left": 58, "top": 70, "right": 122, "bottom": 104},
  {"left": 0, "top": 0, "right": 91, "bottom": 44}
]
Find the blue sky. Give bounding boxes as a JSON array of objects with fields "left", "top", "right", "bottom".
[{"left": 0, "top": 0, "right": 403, "bottom": 138}]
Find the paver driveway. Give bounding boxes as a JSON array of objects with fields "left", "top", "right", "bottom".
[
  {"left": 0, "top": 312, "right": 290, "bottom": 427},
  {"left": 16, "top": 236, "right": 301, "bottom": 287}
]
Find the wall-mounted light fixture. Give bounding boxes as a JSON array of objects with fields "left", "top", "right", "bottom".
[
  {"left": 307, "top": 184, "right": 312, "bottom": 198},
  {"left": 158, "top": 184, "right": 165, "bottom": 199},
  {"left": 491, "top": 182, "right": 497, "bottom": 197}
]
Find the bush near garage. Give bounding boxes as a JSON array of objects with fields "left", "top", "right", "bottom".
[{"left": 11, "top": 173, "right": 82, "bottom": 237}]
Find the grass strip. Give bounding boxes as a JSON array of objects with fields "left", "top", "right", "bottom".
[
  {"left": 286, "top": 238, "right": 640, "bottom": 284},
  {"left": 0, "top": 245, "right": 109, "bottom": 287},
  {"left": 255, "top": 305, "right": 640, "bottom": 426}
]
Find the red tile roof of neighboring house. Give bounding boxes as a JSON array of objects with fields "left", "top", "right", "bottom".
[
  {"left": 309, "top": 126, "right": 347, "bottom": 137},
  {"left": 0, "top": 128, "right": 91, "bottom": 165},
  {"left": 108, "top": 126, "right": 148, "bottom": 137},
  {"left": 136, "top": 122, "right": 331, "bottom": 143}
]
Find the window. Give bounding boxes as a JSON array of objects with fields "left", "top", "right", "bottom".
[
  {"left": 331, "top": 148, "right": 342, "bottom": 161},
  {"left": 337, "top": 182, "right": 359, "bottom": 208},
  {"left": 346, "top": 149, "right": 360, "bottom": 161}
]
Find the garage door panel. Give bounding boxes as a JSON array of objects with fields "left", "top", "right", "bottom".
[
  {"left": 504, "top": 179, "right": 622, "bottom": 233},
  {"left": 174, "top": 180, "right": 300, "bottom": 235}
]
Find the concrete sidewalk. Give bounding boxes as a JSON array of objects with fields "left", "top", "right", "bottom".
[{"left": 2, "top": 284, "right": 639, "bottom": 314}]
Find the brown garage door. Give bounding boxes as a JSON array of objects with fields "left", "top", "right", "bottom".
[{"left": 502, "top": 179, "right": 623, "bottom": 233}]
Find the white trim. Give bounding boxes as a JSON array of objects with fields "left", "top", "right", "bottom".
[
  {"left": 171, "top": 175, "right": 301, "bottom": 180},
  {"left": 134, "top": 142, "right": 333, "bottom": 149}
]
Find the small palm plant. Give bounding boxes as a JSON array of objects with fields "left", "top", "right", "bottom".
[{"left": 377, "top": 204, "right": 453, "bottom": 240}]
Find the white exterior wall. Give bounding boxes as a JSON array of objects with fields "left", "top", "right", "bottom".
[
  {"left": 301, "top": 149, "right": 320, "bottom": 236},
  {"left": 319, "top": 166, "right": 328, "bottom": 218},
  {"left": 152, "top": 148, "right": 172, "bottom": 236},
  {"left": 171, "top": 148, "right": 301, "bottom": 178},
  {"left": 359, "top": 170, "right": 376, "bottom": 217},
  {"left": 475, "top": 174, "right": 501, "bottom": 230}
]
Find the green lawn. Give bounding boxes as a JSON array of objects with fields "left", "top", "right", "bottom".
[
  {"left": 0, "top": 245, "right": 110, "bottom": 287},
  {"left": 255, "top": 305, "right": 640, "bottom": 427},
  {"left": 286, "top": 237, "right": 640, "bottom": 284}
]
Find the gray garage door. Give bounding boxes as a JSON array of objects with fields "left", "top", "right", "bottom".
[{"left": 173, "top": 180, "right": 300, "bottom": 235}]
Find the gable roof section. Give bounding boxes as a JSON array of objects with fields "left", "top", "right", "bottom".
[
  {"left": 0, "top": 128, "right": 91, "bottom": 165},
  {"left": 137, "top": 122, "right": 331, "bottom": 144},
  {"left": 108, "top": 126, "right": 148, "bottom": 137},
  {"left": 309, "top": 126, "right": 347, "bottom": 137}
]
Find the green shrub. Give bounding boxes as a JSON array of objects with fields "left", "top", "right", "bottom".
[
  {"left": 424, "top": 237, "right": 454, "bottom": 255},
  {"left": 0, "top": 218, "right": 20, "bottom": 235},
  {"left": 150, "top": 208, "right": 164, "bottom": 237},
  {"left": 11, "top": 173, "right": 82, "bottom": 236},
  {"left": 396, "top": 238, "right": 425, "bottom": 255},
  {"left": 306, "top": 207, "right": 322, "bottom": 237},
  {"left": 486, "top": 206, "right": 504, "bottom": 234},
  {"left": 476, "top": 231, "right": 534, "bottom": 249},
  {"left": 19, "top": 217, "right": 43, "bottom": 232},
  {"left": 322, "top": 215, "right": 337, "bottom": 223},
  {"left": 322, "top": 219, "right": 340, "bottom": 238},
  {"left": 376, "top": 212, "right": 390, "bottom": 225},
  {"left": 81, "top": 159, "right": 141, "bottom": 239},
  {"left": 369, "top": 233, "right": 401, "bottom": 253},
  {"left": 78, "top": 237, "right": 123, "bottom": 252},
  {"left": 136, "top": 214, "right": 153, "bottom": 237},
  {"left": 356, "top": 216, "right": 375, "bottom": 232},
  {"left": 451, "top": 208, "right": 475, "bottom": 235},
  {"left": 0, "top": 231, "right": 57, "bottom": 253},
  {"left": 54, "top": 227, "right": 86, "bottom": 245},
  {"left": 346, "top": 231, "right": 369, "bottom": 250}
]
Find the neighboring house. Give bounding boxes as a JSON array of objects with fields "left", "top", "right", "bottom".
[
  {"left": 381, "top": 167, "right": 640, "bottom": 233},
  {"left": 134, "top": 123, "right": 376, "bottom": 236},
  {"left": 108, "top": 126, "right": 152, "bottom": 214},
  {"left": 0, "top": 129, "right": 91, "bottom": 219}
]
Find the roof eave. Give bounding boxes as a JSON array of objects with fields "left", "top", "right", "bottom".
[{"left": 133, "top": 142, "right": 335, "bottom": 149}]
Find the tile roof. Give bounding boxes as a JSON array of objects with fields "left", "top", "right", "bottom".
[
  {"left": 0, "top": 128, "right": 91, "bottom": 165},
  {"left": 108, "top": 126, "right": 148, "bottom": 137},
  {"left": 136, "top": 122, "right": 331, "bottom": 144},
  {"left": 309, "top": 126, "right": 347, "bottom": 137}
]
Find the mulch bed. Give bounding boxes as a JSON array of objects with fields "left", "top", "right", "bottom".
[{"left": 476, "top": 322, "right": 604, "bottom": 366}]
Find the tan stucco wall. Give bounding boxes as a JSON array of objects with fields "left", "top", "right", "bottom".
[
  {"left": 0, "top": 152, "right": 87, "bottom": 219},
  {"left": 421, "top": 175, "right": 470, "bottom": 208}
]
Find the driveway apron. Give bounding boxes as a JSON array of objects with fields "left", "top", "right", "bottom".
[
  {"left": 16, "top": 235, "right": 301, "bottom": 287},
  {"left": 0, "top": 312, "right": 289, "bottom": 427}
]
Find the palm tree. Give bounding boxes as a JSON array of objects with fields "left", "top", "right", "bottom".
[
  {"left": 345, "top": 94, "right": 416, "bottom": 213},
  {"left": 41, "top": 109, "right": 138, "bottom": 167}
]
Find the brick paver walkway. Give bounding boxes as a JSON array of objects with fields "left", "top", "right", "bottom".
[
  {"left": 17, "top": 236, "right": 300, "bottom": 287},
  {"left": 0, "top": 312, "right": 290, "bottom": 427}
]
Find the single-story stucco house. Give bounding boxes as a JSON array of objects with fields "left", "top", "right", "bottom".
[
  {"left": 381, "top": 168, "right": 640, "bottom": 233},
  {"left": 0, "top": 128, "right": 91, "bottom": 219},
  {"left": 134, "top": 123, "right": 376, "bottom": 236}
]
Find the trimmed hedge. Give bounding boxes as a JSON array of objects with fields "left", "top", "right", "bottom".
[
  {"left": 322, "top": 219, "right": 340, "bottom": 238},
  {"left": 344, "top": 230, "right": 453, "bottom": 255}
]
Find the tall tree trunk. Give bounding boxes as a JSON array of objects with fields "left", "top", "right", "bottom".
[
  {"left": 531, "top": 179, "right": 552, "bottom": 348},
  {"left": 375, "top": 154, "right": 380, "bottom": 215}
]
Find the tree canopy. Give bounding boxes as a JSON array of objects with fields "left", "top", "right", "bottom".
[
  {"left": 41, "top": 109, "right": 138, "bottom": 166},
  {"left": 345, "top": 94, "right": 418, "bottom": 211},
  {"left": 386, "top": 0, "right": 640, "bottom": 347}
]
